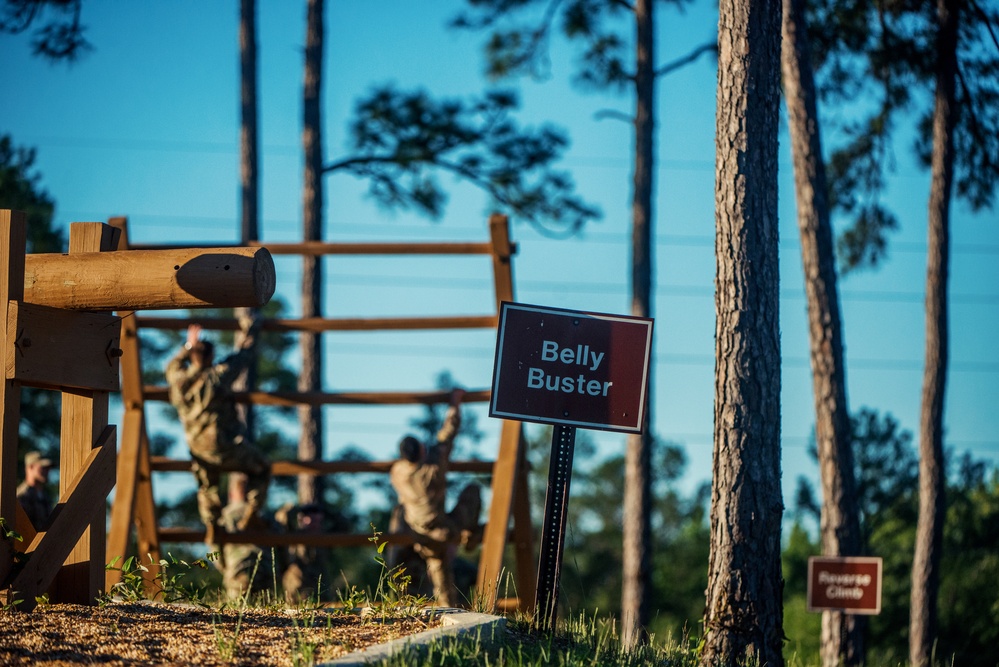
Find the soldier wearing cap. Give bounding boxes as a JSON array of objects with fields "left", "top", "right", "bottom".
[
  {"left": 167, "top": 315, "right": 271, "bottom": 546},
  {"left": 389, "top": 389, "right": 482, "bottom": 607},
  {"left": 17, "top": 451, "right": 54, "bottom": 531}
]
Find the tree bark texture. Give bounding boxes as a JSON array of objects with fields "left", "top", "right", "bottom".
[
  {"left": 236, "top": 0, "right": 260, "bottom": 436},
  {"left": 701, "top": 0, "right": 784, "bottom": 664},
  {"left": 910, "top": 1, "right": 957, "bottom": 664},
  {"left": 299, "top": 0, "right": 325, "bottom": 505},
  {"left": 780, "top": 0, "right": 865, "bottom": 664},
  {"left": 621, "top": 0, "right": 655, "bottom": 650},
  {"left": 239, "top": 0, "right": 259, "bottom": 246}
]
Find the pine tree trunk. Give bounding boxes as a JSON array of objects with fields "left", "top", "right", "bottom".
[
  {"left": 780, "top": 0, "right": 864, "bottom": 664},
  {"left": 701, "top": 0, "right": 784, "bottom": 663},
  {"left": 621, "top": 0, "right": 654, "bottom": 650},
  {"left": 239, "top": 0, "right": 259, "bottom": 247},
  {"left": 910, "top": 1, "right": 957, "bottom": 664},
  {"left": 235, "top": 0, "right": 260, "bottom": 436},
  {"left": 299, "top": 0, "right": 325, "bottom": 505}
]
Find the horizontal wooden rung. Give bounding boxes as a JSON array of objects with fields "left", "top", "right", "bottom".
[
  {"left": 150, "top": 458, "right": 495, "bottom": 474},
  {"left": 157, "top": 528, "right": 471, "bottom": 548},
  {"left": 135, "top": 314, "right": 499, "bottom": 332},
  {"left": 142, "top": 387, "right": 492, "bottom": 406},
  {"left": 126, "top": 240, "right": 509, "bottom": 256},
  {"left": 251, "top": 241, "right": 501, "bottom": 256}
]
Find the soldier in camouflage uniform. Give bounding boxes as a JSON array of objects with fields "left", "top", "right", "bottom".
[
  {"left": 389, "top": 389, "right": 482, "bottom": 607},
  {"left": 220, "top": 473, "right": 274, "bottom": 601},
  {"left": 167, "top": 316, "right": 270, "bottom": 544}
]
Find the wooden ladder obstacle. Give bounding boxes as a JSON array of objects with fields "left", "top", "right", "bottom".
[
  {"left": 106, "top": 213, "right": 537, "bottom": 612},
  {"left": 0, "top": 210, "right": 273, "bottom": 610}
]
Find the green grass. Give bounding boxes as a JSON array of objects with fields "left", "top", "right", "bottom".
[{"left": 371, "top": 612, "right": 704, "bottom": 667}]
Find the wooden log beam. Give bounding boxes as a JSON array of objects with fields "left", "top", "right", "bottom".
[{"left": 23, "top": 246, "right": 275, "bottom": 311}]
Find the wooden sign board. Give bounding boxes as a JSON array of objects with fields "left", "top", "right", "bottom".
[
  {"left": 807, "top": 556, "right": 883, "bottom": 615},
  {"left": 490, "top": 302, "right": 653, "bottom": 433},
  {"left": 5, "top": 301, "right": 121, "bottom": 392}
]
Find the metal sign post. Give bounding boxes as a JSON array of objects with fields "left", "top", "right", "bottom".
[
  {"left": 534, "top": 424, "right": 577, "bottom": 631},
  {"left": 489, "top": 302, "right": 653, "bottom": 633}
]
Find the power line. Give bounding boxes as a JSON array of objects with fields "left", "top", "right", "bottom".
[
  {"left": 320, "top": 341, "right": 999, "bottom": 374},
  {"left": 56, "top": 209, "right": 999, "bottom": 257}
]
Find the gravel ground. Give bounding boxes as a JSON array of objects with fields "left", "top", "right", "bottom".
[{"left": 0, "top": 602, "right": 439, "bottom": 666}]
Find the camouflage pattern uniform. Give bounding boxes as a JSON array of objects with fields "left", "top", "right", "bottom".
[
  {"left": 16, "top": 482, "right": 53, "bottom": 531},
  {"left": 389, "top": 405, "right": 482, "bottom": 607},
  {"left": 166, "top": 322, "right": 270, "bottom": 533},
  {"left": 219, "top": 499, "right": 273, "bottom": 601},
  {"left": 275, "top": 503, "right": 330, "bottom": 604}
]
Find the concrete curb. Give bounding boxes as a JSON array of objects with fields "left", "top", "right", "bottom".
[{"left": 319, "top": 608, "right": 507, "bottom": 666}]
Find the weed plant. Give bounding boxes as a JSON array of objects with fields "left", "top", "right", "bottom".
[{"left": 104, "top": 551, "right": 219, "bottom": 605}]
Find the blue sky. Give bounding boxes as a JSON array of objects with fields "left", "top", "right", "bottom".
[{"left": 2, "top": 1, "right": 996, "bottom": 511}]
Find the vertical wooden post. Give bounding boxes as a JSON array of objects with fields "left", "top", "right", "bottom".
[
  {"left": 55, "top": 222, "right": 119, "bottom": 604},
  {"left": 476, "top": 212, "right": 536, "bottom": 611},
  {"left": 488, "top": 213, "right": 515, "bottom": 310},
  {"left": 477, "top": 419, "right": 528, "bottom": 608},
  {"left": 106, "top": 217, "right": 161, "bottom": 588},
  {"left": 0, "top": 210, "right": 26, "bottom": 597}
]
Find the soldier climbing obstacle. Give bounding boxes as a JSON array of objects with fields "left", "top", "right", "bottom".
[
  {"left": 166, "top": 314, "right": 270, "bottom": 546},
  {"left": 389, "top": 388, "right": 483, "bottom": 607}
]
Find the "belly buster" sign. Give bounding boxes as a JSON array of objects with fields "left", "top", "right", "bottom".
[{"left": 489, "top": 302, "right": 654, "bottom": 433}]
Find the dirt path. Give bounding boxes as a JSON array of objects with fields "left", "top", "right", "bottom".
[{"left": 0, "top": 602, "right": 437, "bottom": 666}]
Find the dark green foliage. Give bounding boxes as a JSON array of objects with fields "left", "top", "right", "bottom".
[
  {"left": 331, "top": 87, "right": 599, "bottom": 237},
  {"left": 781, "top": 522, "right": 821, "bottom": 659},
  {"left": 0, "top": 135, "right": 65, "bottom": 466},
  {"left": 453, "top": 0, "right": 699, "bottom": 89},
  {"left": 789, "top": 408, "right": 999, "bottom": 665},
  {"left": 0, "top": 135, "right": 64, "bottom": 253},
  {"left": 455, "top": 0, "right": 670, "bottom": 86},
  {"left": 914, "top": 0, "right": 999, "bottom": 212},
  {"left": 0, "top": 0, "right": 91, "bottom": 61},
  {"left": 935, "top": 454, "right": 999, "bottom": 666},
  {"left": 806, "top": 0, "right": 999, "bottom": 273}
]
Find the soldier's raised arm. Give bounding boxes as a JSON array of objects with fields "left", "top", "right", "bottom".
[
  {"left": 435, "top": 388, "right": 465, "bottom": 463},
  {"left": 218, "top": 313, "right": 262, "bottom": 382}
]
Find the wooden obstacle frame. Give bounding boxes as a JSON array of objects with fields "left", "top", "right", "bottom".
[
  {"left": 106, "top": 213, "right": 537, "bottom": 612},
  {"left": 0, "top": 208, "right": 277, "bottom": 610},
  {"left": 0, "top": 215, "right": 136, "bottom": 608},
  {"left": 0, "top": 213, "right": 122, "bottom": 610}
]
